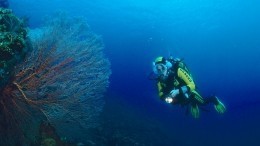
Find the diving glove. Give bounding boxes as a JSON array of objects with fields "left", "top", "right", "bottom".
[
  {"left": 170, "top": 89, "right": 179, "bottom": 98},
  {"left": 214, "top": 97, "right": 226, "bottom": 114},
  {"left": 190, "top": 104, "right": 200, "bottom": 118}
]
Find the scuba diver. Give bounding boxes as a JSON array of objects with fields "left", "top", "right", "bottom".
[{"left": 152, "top": 56, "right": 226, "bottom": 118}]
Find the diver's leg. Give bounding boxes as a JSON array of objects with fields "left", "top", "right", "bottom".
[
  {"left": 202, "top": 96, "right": 226, "bottom": 114},
  {"left": 190, "top": 91, "right": 226, "bottom": 114},
  {"left": 201, "top": 96, "right": 218, "bottom": 105}
]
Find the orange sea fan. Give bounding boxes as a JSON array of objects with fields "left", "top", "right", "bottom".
[{"left": 0, "top": 13, "right": 111, "bottom": 144}]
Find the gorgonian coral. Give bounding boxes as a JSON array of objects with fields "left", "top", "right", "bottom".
[{"left": 0, "top": 12, "right": 111, "bottom": 145}]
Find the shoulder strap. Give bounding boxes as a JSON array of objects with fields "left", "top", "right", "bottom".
[{"left": 170, "top": 58, "right": 192, "bottom": 77}]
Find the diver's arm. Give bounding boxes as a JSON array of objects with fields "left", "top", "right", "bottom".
[
  {"left": 158, "top": 82, "right": 176, "bottom": 103},
  {"left": 157, "top": 82, "right": 166, "bottom": 100},
  {"left": 177, "top": 68, "right": 196, "bottom": 93}
]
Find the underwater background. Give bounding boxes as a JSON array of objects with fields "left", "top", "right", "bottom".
[{"left": 6, "top": 0, "right": 260, "bottom": 145}]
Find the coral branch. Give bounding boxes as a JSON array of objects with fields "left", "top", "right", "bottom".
[{"left": 0, "top": 12, "right": 111, "bottom": 145}]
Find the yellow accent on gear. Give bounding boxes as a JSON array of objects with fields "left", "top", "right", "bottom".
[
  {"left": 191, "top": 90, "right": 204, "bottom": 104},
  {"left": 157, "top": 82, "right": 164, "bottom": 97},
  {"left": 177, "top": 68, "right": 195, "bottom": 90},
  {"left": 155, "top": 57, "right": 163, "bottom": 64}
]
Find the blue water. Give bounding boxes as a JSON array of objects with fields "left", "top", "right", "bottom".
[{"left": 10, "top": 0, "right": 260, "bottom": 145}]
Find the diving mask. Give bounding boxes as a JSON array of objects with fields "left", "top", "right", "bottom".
[
  {"left": 153, "top": 60, "right": 172, "bottom": 76},
  {"left": 153, "top": 63, "right": 168, "bottom": 76}
]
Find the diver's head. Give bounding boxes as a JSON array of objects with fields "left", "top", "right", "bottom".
[{"left": 153, "top": 56, "right": 172, "bottom": 80}]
